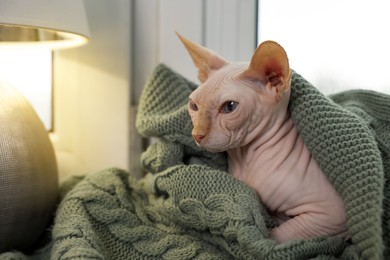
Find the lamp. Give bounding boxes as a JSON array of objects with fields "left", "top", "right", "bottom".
[
  {"left": 0, "top": 0, "right": 90, "bottom": 253},
  {"left": 0, "top": 0, "right": 91, "bottom": 129},
  {"left": 0, "top": 0, "right": 90, "bottom": 49}
]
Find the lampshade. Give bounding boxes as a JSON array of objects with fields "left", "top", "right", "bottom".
[{"left": 0, "top": 0, "right": 90, "bottom": 49}]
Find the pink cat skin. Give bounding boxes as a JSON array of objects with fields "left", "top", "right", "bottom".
[{"left": 177, "top": 33, "right": 348, "bottom": 243}]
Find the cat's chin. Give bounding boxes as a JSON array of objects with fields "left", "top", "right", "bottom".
[
  {"left": 204, "top": 148, "right": 225, "bottom": 153},
  {"left": 198, "top": 144, "right": 228, "bottom": 153}
]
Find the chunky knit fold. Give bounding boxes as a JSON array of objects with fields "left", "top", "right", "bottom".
[{"left": 288, "top": 74, "right": 386, "bottom": 259}]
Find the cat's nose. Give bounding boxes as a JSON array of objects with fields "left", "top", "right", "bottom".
[{"left": 193, "top": 134, "right": 206, "bottom": 144}]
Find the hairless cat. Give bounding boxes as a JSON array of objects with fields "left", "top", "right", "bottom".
[{"left": 177, "top": 32, "right": 348, "bottom": 242}]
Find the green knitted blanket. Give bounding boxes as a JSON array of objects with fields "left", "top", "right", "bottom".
[{"left": 2, "top": 64, "right": 389, "bottom": 260}]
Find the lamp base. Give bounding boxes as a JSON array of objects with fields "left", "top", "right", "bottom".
[{"left": 0, "top": 80, "right": 58, "bottom": 253}]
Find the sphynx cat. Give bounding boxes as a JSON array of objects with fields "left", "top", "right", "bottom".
[{"left": 177, "top": 33, "right": 348, "bottom": 243}]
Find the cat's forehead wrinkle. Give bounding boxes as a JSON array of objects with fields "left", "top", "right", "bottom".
[
  {"left": 190, "top": 87, "right": 221, "bottom": 111},
  {"left": 209, "top": 63, "right": 248, "bottom": 83},
  {"left": 190, "top": 85, "right": 218, "bottom": 102},
  {"left": 198, "top": 63, "right": 250, "bottom": 92}
]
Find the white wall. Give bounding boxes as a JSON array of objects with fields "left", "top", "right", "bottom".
[{"left": 52, "top": 0, "right": 131, "bottom": 181}]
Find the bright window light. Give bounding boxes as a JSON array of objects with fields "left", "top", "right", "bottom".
[
  {"left": 258, "top": 0, "right": 390, "bottom": 95},
  {"left": 0, "top": 48, "right": 52, "bottom": 130}
]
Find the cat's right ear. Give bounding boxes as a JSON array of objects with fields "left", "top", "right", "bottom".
[{"left": 176, "top": 32, "right": 227, "bottom": 83}]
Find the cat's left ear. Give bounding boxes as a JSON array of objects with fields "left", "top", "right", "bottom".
[
  {"left": 241, "top": 41, "right": 292, "bottom": 101},
  {"left": 177, "top": 32, "right": 227, "bottom": 83}
]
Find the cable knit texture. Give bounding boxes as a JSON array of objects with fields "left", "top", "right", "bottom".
[{"left": 1, "top": 64, "right": 389, "bottom": 259}]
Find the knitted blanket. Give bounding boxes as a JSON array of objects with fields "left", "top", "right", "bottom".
[{"left": 1, "top": 64, "right": 389, "bottom": 260}]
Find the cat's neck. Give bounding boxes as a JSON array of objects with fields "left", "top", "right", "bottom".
[
  {"left": 227, "top": 111, "right": 306, "bottom": 182},
  {"left": 249, "top": 111, "right": 294, "bottom": 152},
  {"left": 228, "top": 110, "right": 294, "bottom": 156}
]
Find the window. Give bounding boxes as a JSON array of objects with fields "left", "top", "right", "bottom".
[{"left": 258, "top": 0, "right": 390, "bottom": 95}]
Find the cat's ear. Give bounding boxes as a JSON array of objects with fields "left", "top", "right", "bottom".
[
  {"left": 176, "top": 32, "right": 227, "bottom": 83},
  {"left": 241, "top": 41, "right": 292, "bottom": 101}
]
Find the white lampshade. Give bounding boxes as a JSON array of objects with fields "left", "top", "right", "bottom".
[{"left": 0, "top": 0, "right": 90, "bottom": 49}]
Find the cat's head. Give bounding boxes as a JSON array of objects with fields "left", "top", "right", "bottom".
[{"left": 177, "top": 33, "right": 292, "bottom": 152}]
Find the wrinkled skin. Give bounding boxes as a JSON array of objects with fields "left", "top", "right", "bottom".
[{"left": 179, "top": 33, "right": 348, "bottom": 242}]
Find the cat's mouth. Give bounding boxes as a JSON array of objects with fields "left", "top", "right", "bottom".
[{"left": 194, "top": 138, "right": 207, "bottom": 149}]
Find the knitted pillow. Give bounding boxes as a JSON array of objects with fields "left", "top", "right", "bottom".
[{"left": 0, "top": 81, "right": 58, "bottom": 253}]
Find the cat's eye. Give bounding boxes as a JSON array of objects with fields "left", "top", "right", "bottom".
[
  {"left": 188, "top": 100, "right": 198, "bottom": 111},
  {"left": 221, "top": 101, "right": 238, "bottom": 113}
]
